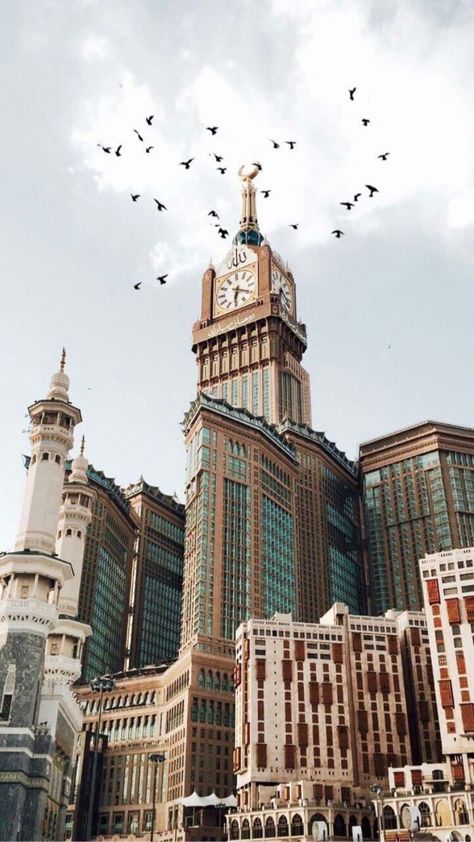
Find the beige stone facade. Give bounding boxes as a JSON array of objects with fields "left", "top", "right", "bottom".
[{"left": 230, "top": 603, "right": 445, "bottom": 840}]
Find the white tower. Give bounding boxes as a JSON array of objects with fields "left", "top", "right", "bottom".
[
  {"left": 15, "top": 350, "right": 82, "bottom": 555},
  {"left": 56, "top": 437, "right": 96, "bottom": 617}
]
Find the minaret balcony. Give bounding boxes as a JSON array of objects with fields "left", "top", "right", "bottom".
[
  {"left": 43, "top": 654, "right": 82, "bottom": 685},
  {"left": 0, "top": 597, "right": 58, "bottom": 635}
]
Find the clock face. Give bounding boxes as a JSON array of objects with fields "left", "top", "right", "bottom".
[
  {"left": 216, "top": 269, "right": 256, "bottom": 311},
  {"left": 271, "top": 268, "right": 292, "bottom": 311}
]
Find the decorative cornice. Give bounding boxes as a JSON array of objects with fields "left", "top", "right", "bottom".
[
  {"left": 279, "top": 419, "right": 358, "bottom": 477},
  {"left": 183, "top": 394, "right": 297, "bottom": 463},
  {"left": 0, "top": 598, "right": 58, "bottom": 636},
  {"left": 43, "top": 655, "right": 82, "bottom": 685},
  {"left": 124, "top": 479, "right": 184, "bottom": 514},
  {"left": 0, "top": 770, "right": 50, "bottom": 791}
]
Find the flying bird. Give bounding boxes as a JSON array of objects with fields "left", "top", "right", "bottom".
[
  {"left": 289, "top": 224, "right": 298, "bottom": 230},
  {"left": 361, "top": 118, "right": 370, "bottom": 127},
  {"left": 133, "top": 282, "right": 142, "bottom": 290},
  {"left": 154, "top": 199, "right": 167, "bottom": 211},
  {"left": 115, "top": 145, "right": 122, "bottom": 157},
  {"left": 145, "top": 115, "right": 154, "bottom": 125},
  {"left": 251, "top": 162, "right": 262, "bottom": 171},
  {"left": 133, "top": 129, "right": 144, "bottom": 141},
  {"left": 97, "top": 145, "right": 111, "bottom": 153},
  {"left": 378, "top": 152, "right": 390, "bottom": 161},
  {"left": 332, "top": 230, "right": 344, "bottom": 238},
  {"left": 270, "top": 139, "right": 280, "bottom": 148},
  {"left": 218, "top": 228, "right": 229, "bottom": 238},
  {"left": 180, "top": 158, "right": 194, "bottom": 169},
  {"left": 206, "top": 126, "right": 219, "bottom": 135},
  {"left": 208, "top": 210, "right": 219, "bottom": 218},
  {"left": 340, "top": 202, "right": 354, "bottom": 210},
  {"left": 157, "top": 274, "right": 168, "bottom": 285},
  {"left": 261, "top": 190, "right": 271, "bottom": 198},
  {"left": 285, "top": 141, "right": 296, "bottom": 149},
  {"left": 217, "top": 167, "right": 227, "bottom": 174},
  {"left": 145, "top": 146, "right": 154, "bottom": 153},
  {"left": 130, "top": 193, "right": 140, "bottom": 202},
  {"left": 349, "top": 87, "right": 356, "bottom": 100},
  {"left": 365, "top": 184, "right": 379, "bottom": 197},
  {"left": 354, "top": 193, "right": 362, "bottom": 202}
]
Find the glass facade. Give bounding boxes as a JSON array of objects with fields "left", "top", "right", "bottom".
[
  {"left": 86, "top": 545, "right": 129, "bottom": 680},
  {"left": 261, "top": 457, "right": 296, "bottom": 617},
  {"left": 363, "top": 447, "right": 474, "bottom": 614},
  {"left": 221, "top": 478, "right": 250, "bottom": 640}
]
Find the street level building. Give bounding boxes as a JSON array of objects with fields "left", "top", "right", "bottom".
[
  {"left": 360, "top": 421, "right": 474, "bottom": 615},
  {"left": 229, "top": 603, "right": 442, "bottom": 840},
  {"left": 382, "top": 547, "right": 474, "bottom": 837}
]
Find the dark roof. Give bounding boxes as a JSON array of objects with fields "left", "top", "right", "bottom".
[
  {"left": 124, "top": 479, "right": 184, "bottom": 515},
  {"left": 280, "top": 419, "right": 358, "bottom": 477}
]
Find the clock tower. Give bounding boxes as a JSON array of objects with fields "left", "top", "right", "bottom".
[{"left": 192, "top": 164, "right": 312, "bottom": 427}]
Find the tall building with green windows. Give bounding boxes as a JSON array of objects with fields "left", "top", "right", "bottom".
[
  {"left": 360, "top": 421, "right": 474, "bottom": 614},
  {"left": 76, "top": 465, "right": 136, "bottom": 681},
  {"left": 181, "top": 394, "right": 299, "bottom": 652},
  {"left": 125, "top": 479, "right": 185, "bottom": 667},
  {"left": 282, "top": 420, "right": 365, "bottom": 621}
]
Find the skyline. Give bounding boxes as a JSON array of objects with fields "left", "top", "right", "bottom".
[{"left": 2, "top": 0, "right": 474, "bottom": 550}]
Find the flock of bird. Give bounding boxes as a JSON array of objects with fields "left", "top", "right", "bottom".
[
  {"left": 96, "top": 87, "right": 389, "bottom": 289},
  {"left": 330, "top": 86, "right": 389, "bottom": 238}
]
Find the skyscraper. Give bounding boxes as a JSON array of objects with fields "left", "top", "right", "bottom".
[
  {"left": 125, "top": 479, "right": 185, "bottom": 667},
  {"left": 76, "top": 465, "right": 136, "bottom": 681},
  {"left": 360, "top": 421, "right": 474, "bottom": 614}
]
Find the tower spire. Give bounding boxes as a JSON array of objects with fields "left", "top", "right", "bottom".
[
  {"left": 234, "top": 163, "right": 264, "bottom": 246},
  {"left": 60, "top": 347, "right": 66, "bottom": 372}
]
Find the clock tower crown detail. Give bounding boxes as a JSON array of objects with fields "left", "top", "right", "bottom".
[{"left": 193, "top": 165, "right": 311, "bottom": 428}]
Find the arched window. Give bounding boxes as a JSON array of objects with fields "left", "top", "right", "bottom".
[
  {"left": 222, "top": 673, "right": 229, "bottom": 692},
  {"left": 454, "top": 799, "right": 469, "bottom": 825},
  {"left": 242, "top": 820, "right": 250, "bottom": 840},
  {"left": 383, "top": 807, "right": 396, "bottom": 830},
  {"left": 265, "top": 817, "right": 276, "bottom": 838},
  {"left": 215, "top": 671, "right": 221, "bottom": 690},
  {"left": 55, "top": 454, "right": 61, "bottom": 464},
  {"left": 278, "top": 816, "right": 289, "bottom": 837},
  {"left": 253, "top": 818, "right": 263, "bottom": 839},
  {"left": 198, "top": 669, "right": 205, "bottom": 688},
  {"left": 418, "top": 803, "right": 431, "bottom": 829},
  {"left": 230, "top": 820, "right": 239, "bottom": 840},
  {"left": 42, "top": 452, "right": 49, "bottom": 461},
  {"left": 291, "top": 815, "right": 304, "bottom": 836},
  {"left": 206, "top": 670, "right": 213, "bottom": 689},
  {"left": 334, "top": 814, "right": 346, "bottom": 836}
]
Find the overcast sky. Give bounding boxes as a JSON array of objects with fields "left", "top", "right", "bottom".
[{"left": 1, "top": 0, "right": 473, "bottom": 550}]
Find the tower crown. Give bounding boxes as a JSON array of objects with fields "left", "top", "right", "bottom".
[
  {"left": 234, "top": 163, "right": 264, "bottom": 246},
  {"left": 47, "top": 348, "right": 70, "bottom": 401}
]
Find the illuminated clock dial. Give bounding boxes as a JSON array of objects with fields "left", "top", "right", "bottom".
[
  {"left": 217, "top": 270, "right": 256, "bottom": 311},
  {"left": 271, "top": 268, "right": 292, "bottom": 311}
]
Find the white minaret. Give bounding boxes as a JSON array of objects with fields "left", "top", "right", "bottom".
[
  {"left": 56, "top": 438, "right": 96, "bottom": 617},
  {"left": 14, "top": 350, "right": 82, "bottom": 555}
]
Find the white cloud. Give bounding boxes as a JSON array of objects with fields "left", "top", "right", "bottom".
[
  {"left": 447, "top": 190, "right": 474, "bottom": 229},
  {"left": 79, "top": 34, "right": 112, "bottom": 62}
]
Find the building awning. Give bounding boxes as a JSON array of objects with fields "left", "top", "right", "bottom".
[{"left": 180, "top": 792, "right": 237, "bottom": 808}]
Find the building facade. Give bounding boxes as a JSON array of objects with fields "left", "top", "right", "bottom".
[
  {"left": 282, "top": 422, "right": 364, "bottom": 620},
  {"left": 381, "top": 547, "right": 474, "bottom": 837},
  {"left": 360, "top": 421, "right": 474, "bottom": 615},
  {"left": 125, "top": 479, "right": 185, "bottom": 668},
  {"left": 230, "top": 605, "right": 443, "bottom": 840},
  {"left": 76, "top": 466, "right": 136, "bottom": 682}
]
